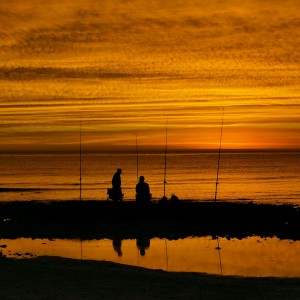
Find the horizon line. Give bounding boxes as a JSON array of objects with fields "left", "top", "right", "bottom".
[{"left": 1, "top": 148, "right": 299, "bottom": 155}]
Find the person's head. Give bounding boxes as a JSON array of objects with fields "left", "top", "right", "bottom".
[
  {"left": 139, "top": 176, "right": 145, "bottom": 182},
  {"left": 117, "top": 168, "right": 122, "bottom": 174}
]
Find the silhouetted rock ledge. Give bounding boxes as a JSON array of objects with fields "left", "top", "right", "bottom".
[{"left": 1, "top": 200, "right": 300, "bottom": 240}]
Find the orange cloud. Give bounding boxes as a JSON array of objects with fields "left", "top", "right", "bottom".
[{"left": 0, "top": 0, "right": 299, "bottom": 152}]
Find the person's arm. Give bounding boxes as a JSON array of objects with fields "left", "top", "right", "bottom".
[
  {"left": 136, "top": 183, "right": 138, "bottom": 194},
  {"left": 146, "top": 183, "right": 150, "bottom": 194}
]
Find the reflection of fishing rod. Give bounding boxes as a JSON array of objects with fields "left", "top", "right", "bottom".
[
  {"left": 214, "top": 108, "right": 224, "bottom": 203},
  {"left": 79, "top": 118, "right": 82, "bottom": 201},
  {"left": 163, "top": 120, "right": 168, "bottom": 198},
  {"left": 165, "top": 238, "right": 169, "bottom": 271},
  {"left": 216, "top": 237, "right": 223, "bottom": 275}
]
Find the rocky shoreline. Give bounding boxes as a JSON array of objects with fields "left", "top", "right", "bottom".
[{"left": 1, "top": 200, "right": 299, "bottom": 240}]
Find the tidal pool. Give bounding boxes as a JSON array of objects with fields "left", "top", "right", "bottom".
[{"left": 1, "top": 236, "right": 300, "bottom": 277}]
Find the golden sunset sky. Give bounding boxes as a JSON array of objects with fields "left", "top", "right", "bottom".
[{"left": 0, "top": 0, "right": 299, "bottom": 152}]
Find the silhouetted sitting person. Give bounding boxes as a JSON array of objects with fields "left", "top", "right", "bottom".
[{"left": 136, "top": 176, "right": 151, "bottom": 204}]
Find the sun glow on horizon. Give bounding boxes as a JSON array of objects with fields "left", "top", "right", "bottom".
[{"left": 0, "top": 0, "right": 299, "bottom": 152}]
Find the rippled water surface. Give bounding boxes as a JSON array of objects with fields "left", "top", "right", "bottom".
[{"left": 0, "top": 151, "right": 299, "bottom": 204}]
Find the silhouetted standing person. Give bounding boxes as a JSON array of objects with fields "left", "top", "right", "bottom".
[
  {"left": 112, "top": 168, "right": 123, "bottom": 202},
  {"left": 136, "top": 176, "right": 151, "bottom": 203}
]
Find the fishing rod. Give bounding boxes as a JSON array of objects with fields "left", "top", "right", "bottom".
[
  {"left": 214, "top": 108, "right": 224, "bottom": 203},
  {"left": 136, "top": 134, "right": 139, "bottom": 183},
  {"left": 213, "top": 109, "right": 225, "bottom": 275},
  {"left": 79, "top": 117, "right": 82, "bottom": 201},
  {"left": 163, "top": 120, "right": 168, "bottom": 198}
]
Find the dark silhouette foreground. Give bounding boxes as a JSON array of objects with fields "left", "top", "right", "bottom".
[
  {"left": 1, "top": 256, "right": 300, "bottom": 300},
  {"left": 1, "top": 200, "right": 300, "bottom": 241}
]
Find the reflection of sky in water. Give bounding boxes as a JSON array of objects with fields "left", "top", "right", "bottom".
[{"left": 1, "top": 236, "right": 300, "bottom": 277}]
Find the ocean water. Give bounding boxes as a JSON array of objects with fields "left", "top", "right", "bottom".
[
  {"left": 0, "top": 151, "right": 299, "bottom": 204},
  {"left": 1, "top": 150, "right": 300, "bottom": 278}
]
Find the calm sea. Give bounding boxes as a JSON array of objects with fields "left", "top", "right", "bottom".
[
  {"left": 1, "top": 150, "right": 300, "bottom": 277},
  {"left": 0, "top": 151, "right": 299, "bottom": 204}
]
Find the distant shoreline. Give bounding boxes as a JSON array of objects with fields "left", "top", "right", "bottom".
[{"left": 0, "top": 148, "right": 299, "bottom": 155}]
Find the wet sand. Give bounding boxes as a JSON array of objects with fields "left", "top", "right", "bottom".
[{"left": 0, "top": 256, "right": 300, "bottom": 300}]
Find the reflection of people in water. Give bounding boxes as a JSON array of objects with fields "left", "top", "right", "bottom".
[
  {"left": 112, "top": 239, "right": 122, "bottom": 257},
  {"left": 136, "top": 176, "right": 151, "bottom": 203},
  {"left": 136, "top": 238, "right": 150, "bottom": 256}
]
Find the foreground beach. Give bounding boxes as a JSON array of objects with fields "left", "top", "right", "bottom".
[
  {"left": 1, "top": 256, "right": 300, "bottom": 300},
  {"left": 2, "top": 200, "right": 300, "bottom": 299}
]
